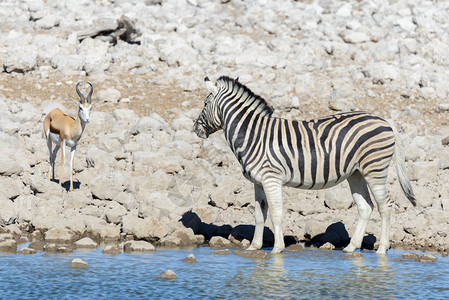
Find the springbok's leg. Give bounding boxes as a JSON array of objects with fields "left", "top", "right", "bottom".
[
  {"left": 59, "top": 140, "right": 66, "bottom": 186},
  {"left": 47, "top": 137, "right": 52, "bottom": 180},
  {"left": 247, "top": 184, "right": 268, "bottom": 251},
  {"left": 69, "top": 146, "right": 76, "bottom": 191},
  {"left": 366, "top": 178, "right": 392, "bottom": 254},
  {"left": 263, "top": 179, "right": 284, "bottom": 254},
  {"left": 51, "top": 145, "right": 60, "bottom": 181},
  {"left": 343, "top": 171, "right": 373, "bottom": 253}
]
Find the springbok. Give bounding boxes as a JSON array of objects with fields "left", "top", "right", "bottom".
[{"left": 43, "top": 82, "right": 94, "bottom": 191}]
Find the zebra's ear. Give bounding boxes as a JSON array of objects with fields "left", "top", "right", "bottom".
[
  {"left": 204, "top": 77, "right": 218, "bottom": 95},
  {"left": 235, "top": 77, "right": 239, "bottom": 83}
]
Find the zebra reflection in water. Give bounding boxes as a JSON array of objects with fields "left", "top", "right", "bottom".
[{"left": 194, "top": 76, "right": 416, "bottom": 254}]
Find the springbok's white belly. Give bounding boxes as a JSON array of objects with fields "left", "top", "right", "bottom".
[
  {"left": 47, "top": 131, "right": 78, "bottom": 148},
  {"left": 48, "top": 131, "right": 61, "bottom": 145}
]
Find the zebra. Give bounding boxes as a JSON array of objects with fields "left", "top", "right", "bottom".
[{"left": 194, "top": 76, "right": 416, "bottom": 254}]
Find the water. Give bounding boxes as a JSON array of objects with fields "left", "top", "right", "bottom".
[{"left": 1, "top": 246, "right": 448, "bottom": 299}]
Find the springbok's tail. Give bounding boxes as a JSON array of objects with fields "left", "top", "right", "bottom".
[{"left": 394, "top": 142, "right": 416, "bottom": 206}]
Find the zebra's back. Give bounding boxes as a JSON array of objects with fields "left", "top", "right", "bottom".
[{"left": 243, "top": 111, "right": 395, "bottom": 189}]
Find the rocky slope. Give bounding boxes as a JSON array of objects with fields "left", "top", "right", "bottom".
[{"left": 0, "top": 0, "right": 448, "bottom": 253}]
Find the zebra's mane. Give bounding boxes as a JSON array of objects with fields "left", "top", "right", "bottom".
[{"left": 216, "top": 76, "right": 274, "bottom": 117}]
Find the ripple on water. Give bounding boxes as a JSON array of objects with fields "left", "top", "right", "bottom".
[{"left": 0, "top": 247, "right": 448, "bottom": 299}]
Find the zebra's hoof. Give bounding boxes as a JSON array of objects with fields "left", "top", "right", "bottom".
[
  {"left": 343, "top": 244, "right": 356, "bottom": 253},
  {"left": 271, "top": 247, "right": 284, "bottom": 254},
  {"left": 376, "top": 247, "right": 388, "bottom": 254},
  {"left": 246, "top": 245, "right": 260, "bottom": 251}
]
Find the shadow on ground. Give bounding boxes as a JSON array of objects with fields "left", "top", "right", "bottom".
[
  {"left": 181, "top": 212, "right": 377, "bottom": 250},
  {"left": 180, "top": 211, "right": 297, "bottom": 248},
  {"left": 304, "top": 221, "right": 377, "bottom": 250}
]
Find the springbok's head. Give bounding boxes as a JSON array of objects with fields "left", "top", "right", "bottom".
[
  {"left": 72, "top": 82, "right": 94, "bottom": 123},
  {"left": 193, "top": 77, "right": 222, "bottom": 139}
]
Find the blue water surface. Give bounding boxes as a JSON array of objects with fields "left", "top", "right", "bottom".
[{"left": 0, "top": 246, "right": 448, "bottom": 299}]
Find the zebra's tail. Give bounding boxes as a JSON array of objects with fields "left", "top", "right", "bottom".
[{"left": 394, "top": 142, "right": 417, "bottom": 206}]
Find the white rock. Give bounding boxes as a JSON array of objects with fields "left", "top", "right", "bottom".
[
  {"left": 410, "top": 161, "right": 439, "bottom": 185},
  {"left": 96, "top": 88, "right": 121, "bottom": 103},
  {"left": 4, "top": 45, "right": 38, "bottom": 73},
  {"left": 75, "top": 237, "right": 98, "bottom": 248},
  {"left": 105, "top": 203, "right": 127, "bottom": 224},
  {"left": 131, "top": 113, "right": 169, "bottom": 134},
  {"left": 90, "top": 171, "right": 128, "bottom": 200},
  {"left": 70, "top": 258, "right": 89, "bottom": 269},
  {"left": 44, "top": 227, "right": 77, "bottom": 243},
  {"left": 113, "top": 109, "right": 139, "bottom": 123},
  {"left": 363, "top": 63, "right": 399, "bottom": 84},
  {"left": 0, "top": 197, "right": 16, "bottom": 224},
  {"left": 0, "top": 152, "right": 23, "bottom": 176},
  {"left": 324, "top": 186, "right": 353, "bottom": 210},
  {"left": 124, "top": 240, "right": 155, "bottom": 252},
  {"left": 51, "top": 55, "right": 84, "bottom": 71},
  {"left": 34, "top": 15, "right": 60, "bottom": 29},
  {"left": 339, "top": 30, "right": 370, "bottom": 44},
  {"left": 77, "top": 38, "right": 111, "bottom": 75}
]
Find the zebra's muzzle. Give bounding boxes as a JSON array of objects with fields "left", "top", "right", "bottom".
[{"left": 193, "top": 121, "right": 208, "bottom": 139}]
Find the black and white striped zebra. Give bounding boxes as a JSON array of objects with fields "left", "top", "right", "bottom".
[{"left": 194, "top": 76, "right": 416, "bottom": 254}]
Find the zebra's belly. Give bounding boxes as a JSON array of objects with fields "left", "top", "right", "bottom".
[
  {"left": 242, "top": 165, "right": 355, "bottom": 190},
  {"left": 283, "top": 173, "right": 352, "bottom": 190}
]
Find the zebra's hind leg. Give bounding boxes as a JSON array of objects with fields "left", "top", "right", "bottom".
[
  {"left": 366, "top": 178, "right": 392, "bottom": 254},
  {"left": 247, "top": 184, "right": 268, "bottom": 251},
  {"left": 262, "top": 179, "right": 285, "bottom": 254},
  {"left": 343, "top": 171, "right": 374, "bottom": 253}
]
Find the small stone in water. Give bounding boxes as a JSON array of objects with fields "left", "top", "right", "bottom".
[
  {"left": 159, "top": 269, "right": 177, "bottom": 279},
  {"left": 182, "top": 254, "right": 196, "bottom": 263},
  {"left": 70, "top": 258, "right": 89, "bottom": 269},
  {"left": 124, "top": 240, "right": 155, "bottom": 252},
  {"left": 346, "top": 252, "right": 364, "bottom": 258},
  {"left": 393, "top": 258, "right": 402, "bottom": 262},
  {"left": 57, "top": 246, "right": 73, "bottom": 253},
  {"left": 234, "top": 250, "right": 270, "bottom": 260},
  {"left": 102, "top": 245, "right": 121, "bottom": 255},
  {"left": 417, "top": 253, "right": 437, "bottom": 263},
  {"left": 43, "top": 243, "right": 57, "bottom": 252},
  {"left": 402, "top": 253, "right": 419, "bottom": 260},
  {"left": 212, "top": 249, "right": 230, "bottom": 255},
  {"left": 18, "top": 247, "right": 37, "bottom": 255},
  {"left": 285, "top": 244, "right": 304, "bottom": 252}
]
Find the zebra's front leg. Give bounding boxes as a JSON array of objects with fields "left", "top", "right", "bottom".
[
  {"left": 343, "top": 172, "right": 373, "bottom": 253},
  {"left": 248, "top": 184, "right": 268, "bottom": 251},
  {"left": 263, "top": 179, "right": 285, "bottom": 254}
]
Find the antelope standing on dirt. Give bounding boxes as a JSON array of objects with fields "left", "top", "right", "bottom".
[{"left": 43, "top": 82, "right": 94, "bottom": 191}]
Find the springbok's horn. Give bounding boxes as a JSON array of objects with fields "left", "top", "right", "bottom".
[
  {"left": 86, "top": 82, "right": 93, "bottom": 104},
  {"left": 76, "top": 82, "right": 85, "bottom": 103}
]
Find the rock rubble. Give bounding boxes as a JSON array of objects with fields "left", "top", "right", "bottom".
[{"left": 0, "top": 0, "right": 448, "bottom": 254}]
